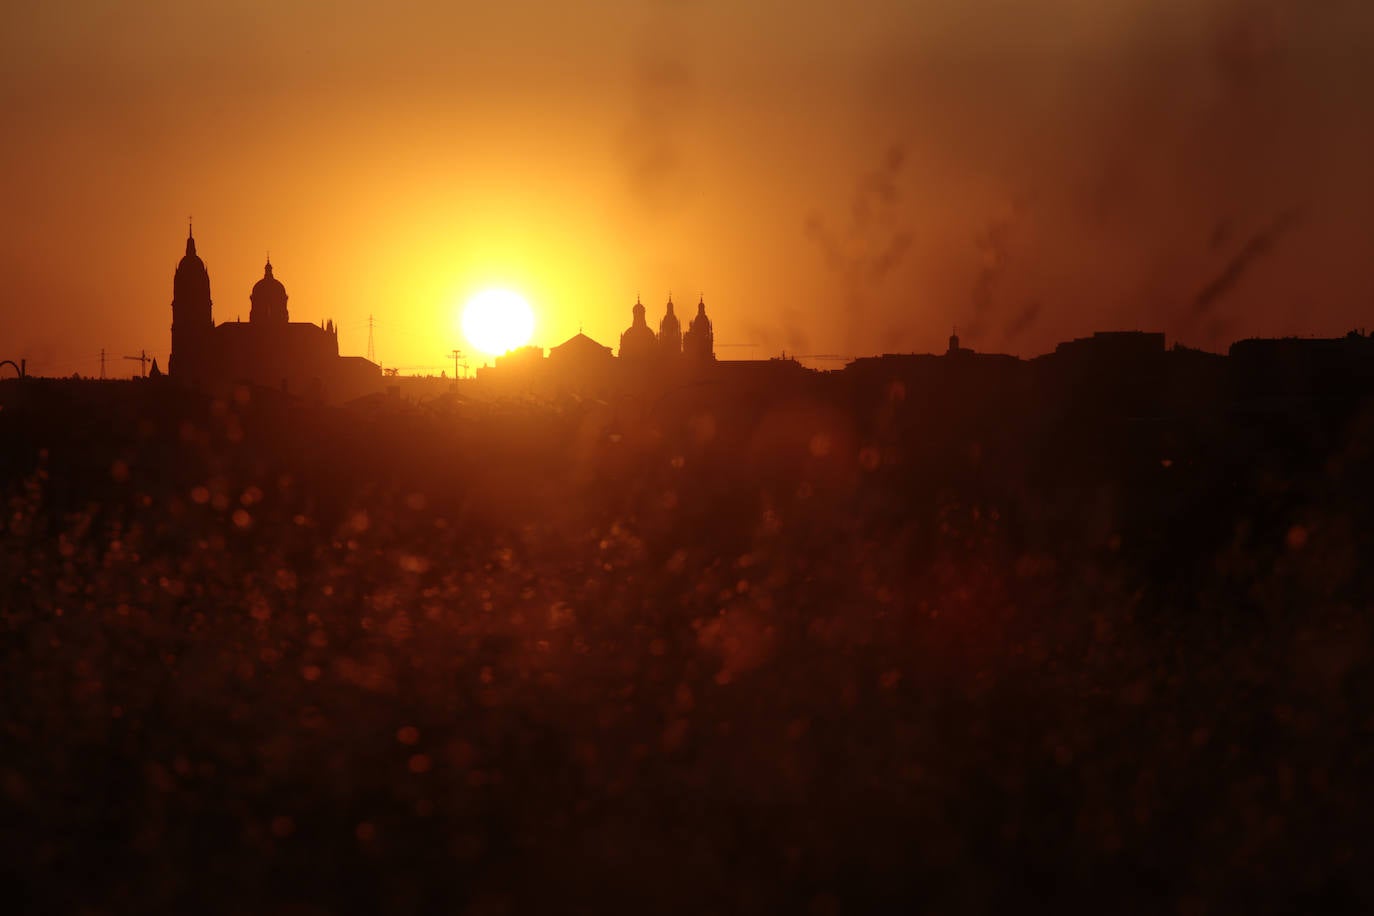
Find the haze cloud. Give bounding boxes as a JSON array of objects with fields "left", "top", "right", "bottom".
[
  {"left": 1191, "top": 208, "right": 1303, "bottom": 318},
  {"left": 848, "top": 0, "right": 1374, "bottom": 353}
]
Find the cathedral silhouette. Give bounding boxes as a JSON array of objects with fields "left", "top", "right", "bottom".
[
  {"left": 618, "top": 294, "right": 715, "bottom": 365},
  {"left": 168, "top": 226, "right": 379, "bottom": 402}
]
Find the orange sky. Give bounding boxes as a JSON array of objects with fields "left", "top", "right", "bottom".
[{"left": 3, "top": 0, "right": 1372, "bottom": 377}]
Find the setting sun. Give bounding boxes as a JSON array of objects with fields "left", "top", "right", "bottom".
[{"left": 461, "top": 288, "right": 535, "bottom": 356}]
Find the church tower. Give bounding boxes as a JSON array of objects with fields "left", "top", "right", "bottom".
[
  {"left": 170, "top": 223, "right": 213, "bottom": 378},
  {"left": 659, "top": 295, "right": 682, "bottom": 357},
  {"left": 250, "top": 258, "right": 289, "bottom": 324},
  {"left": 683, "top": 295, "right": 715, "bottom": 363}
]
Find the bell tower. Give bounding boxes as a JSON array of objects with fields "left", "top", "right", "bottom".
[
  {"left": 683, "top": 295, "right": 715, "bottom": 363},
  {"left": 170, "top": 221, "right": 213, "bottom": 378},
  {"left": 659, "top": 295, "right": 682, "bottom": 356}
]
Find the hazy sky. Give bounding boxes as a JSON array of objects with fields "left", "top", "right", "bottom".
[{"left": 3, "top": 0, "right": 1373, "bottom": 375}]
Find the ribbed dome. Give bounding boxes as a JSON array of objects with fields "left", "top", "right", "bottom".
[
  {"left": 251, "top": 262, "right": 285, "bottom": 298},
  {"left": 619, "top": 296, "right": 658, "bottom": 359},
  {"left": 249, "top": 259, "right": 289, "bottom": 324}
]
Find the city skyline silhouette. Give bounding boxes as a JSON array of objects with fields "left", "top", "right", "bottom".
[
  {"left": 8, "top": 220, "right": 1374, "bottom": 387},
  {"left": 5, "top": 1, "right": 1374, "bottom": 377},
  {"left": 3, "top": 3, "right": 1374, "bottom": 913}
]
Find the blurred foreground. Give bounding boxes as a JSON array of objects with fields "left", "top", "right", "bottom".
[{"left": 2, "top": 378, "right": 1372, "bottom": 913}]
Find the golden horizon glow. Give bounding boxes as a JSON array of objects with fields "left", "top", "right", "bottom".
[{"left": 461, "top": 288, "right": 536, "bottom": 356}]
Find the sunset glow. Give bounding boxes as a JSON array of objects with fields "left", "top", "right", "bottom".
[
  {"left": 6, "top": 2, "right": 1374, "bottom": 908},
  {"left": 461, "top": 288, "right": 536, "bottom": 356}
]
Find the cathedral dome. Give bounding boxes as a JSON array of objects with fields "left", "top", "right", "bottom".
[
  {"left": 619, "top": 296, "right": 658, "bottom": 360},
  {"left": 249, "top": 259, "right": 289, "bottom": 324}
]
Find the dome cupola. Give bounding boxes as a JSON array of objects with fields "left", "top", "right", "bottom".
[
  {"left": 619, "top": 294, "right": 658, "bottom": 361},
  {"left": 250, "top": 257, "right": 289, "bottom": 324}
]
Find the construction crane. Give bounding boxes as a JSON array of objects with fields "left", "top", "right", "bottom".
[{"left": 123, "top": 350, "right": 150, "bottom": 377}]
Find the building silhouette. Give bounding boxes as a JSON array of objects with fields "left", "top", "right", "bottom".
[
  {"left": 549, "top": 331, "right": 615, "bottom": 385},
  {"left": 683, "top": 296, "right": 715, "bottom": 364},
  {"left": 618, "top": 296, "right": 658, "bottom": 363},
  {"left": 659, "top": 296, "right": 682, "bottom": 357},
  {"left": 167, "top": 227, "right": 379, "bottom": 403},
  {"left": 479, "top": 292, "right": 735, "bottom": 395}
]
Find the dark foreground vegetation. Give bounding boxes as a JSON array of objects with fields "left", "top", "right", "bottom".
[{"left": 2, "top": 377, "right": 1372, "bottom": 914}]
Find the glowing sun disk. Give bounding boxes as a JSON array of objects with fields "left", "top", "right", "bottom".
[{"left": 462, "top": 288, "right": 535, "bottom": 355}]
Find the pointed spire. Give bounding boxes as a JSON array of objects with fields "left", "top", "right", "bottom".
[
  {"left": 264, "top": 252, "right": 273, "bottom": 278},
  {"left": 185, "top": 217, "right": 197, "bottom": 257}
]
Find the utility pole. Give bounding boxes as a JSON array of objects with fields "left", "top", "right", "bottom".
[
  {"left": 100, "top": 348, "right": 106, "bottom": 379},
  {"left": 450, "top": 349, "right": 465, "bottom": 379},
  {"left": 367, "top": 314, "right": 376, "bottom": 364},
  {"left": 123, "top": 350, "right": 149, "bottom": 378}
]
